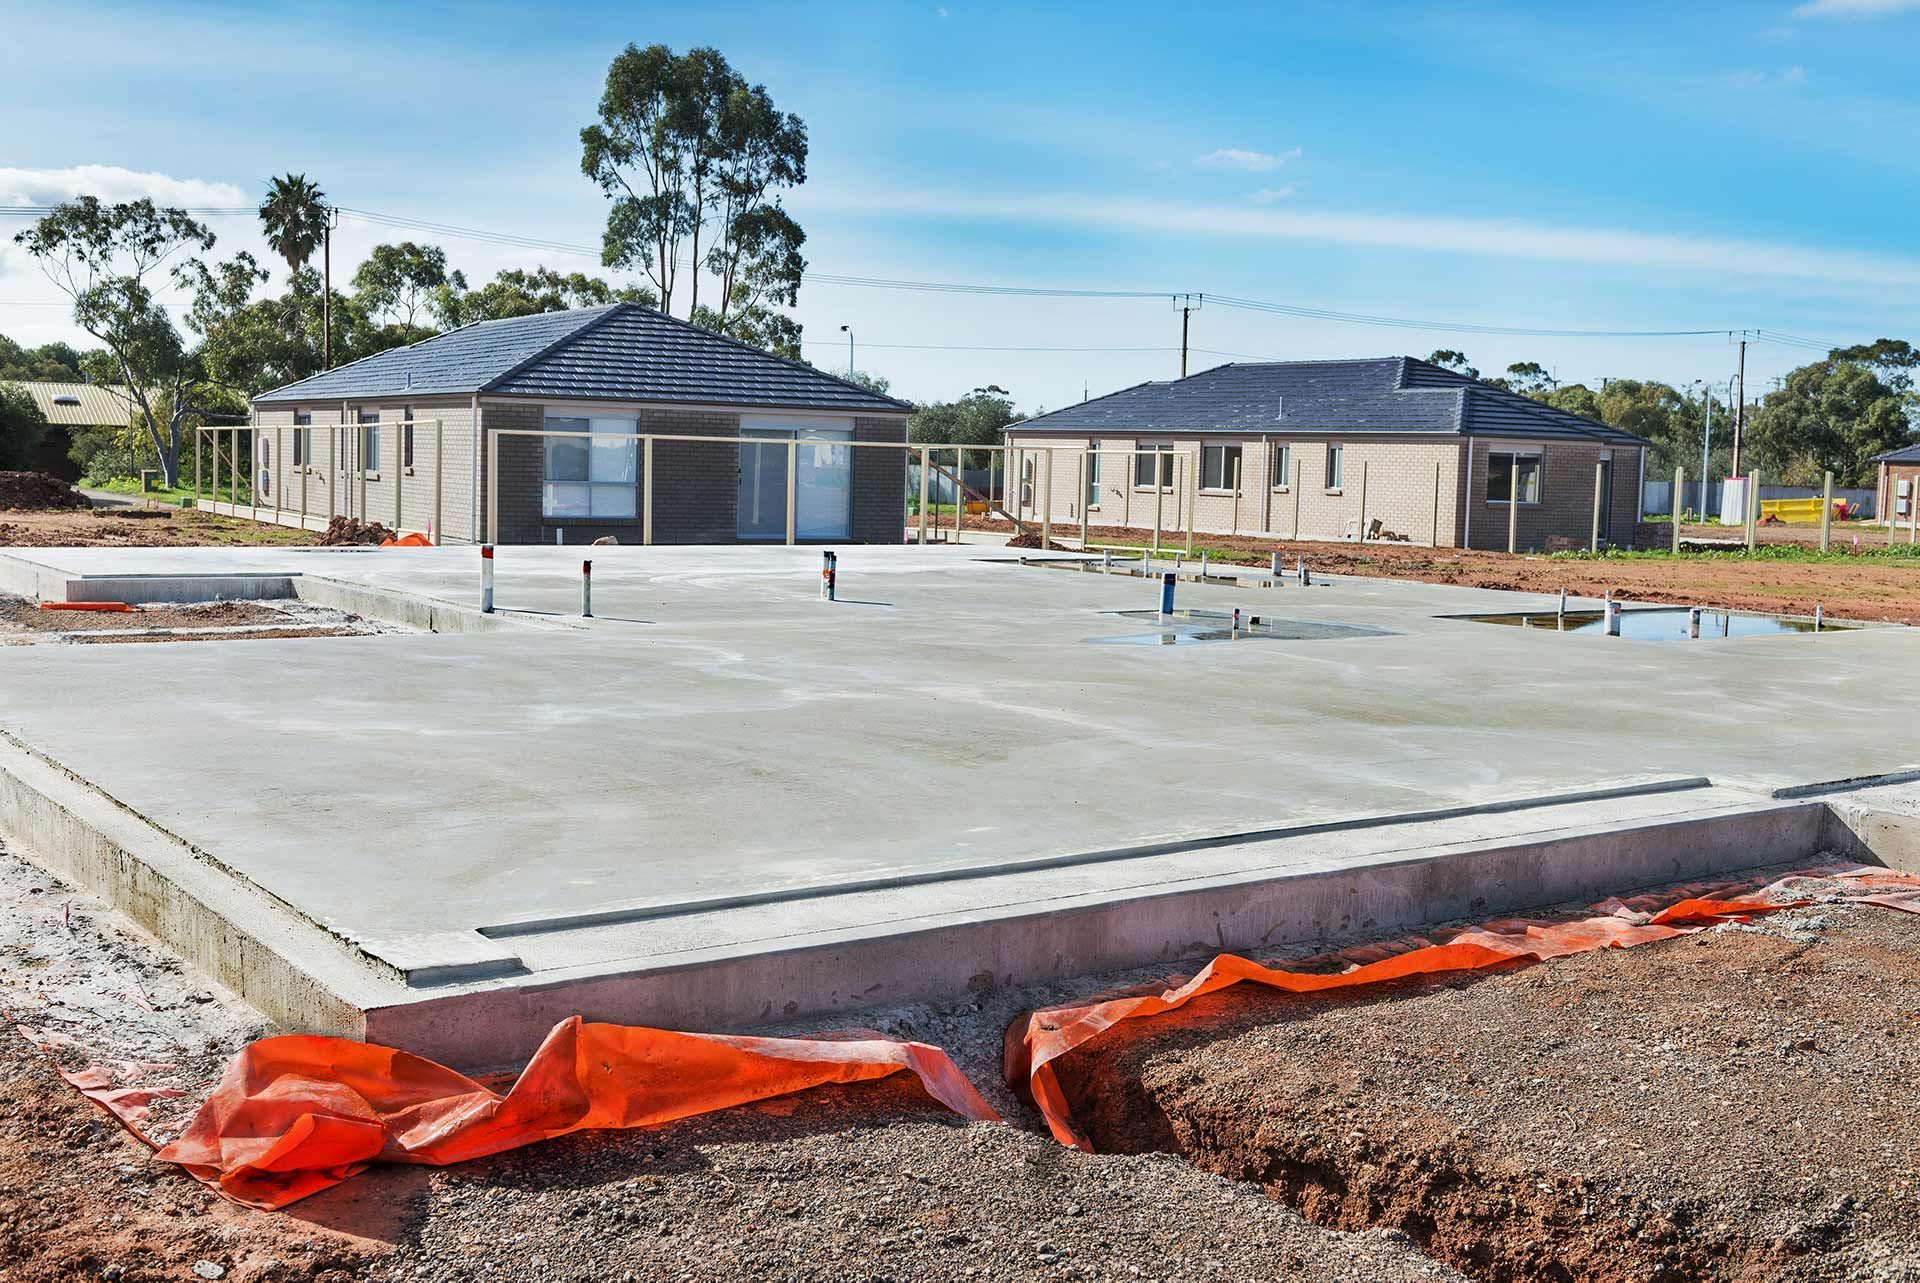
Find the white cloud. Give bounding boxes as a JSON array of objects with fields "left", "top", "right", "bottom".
[
  {"left": 0, "top": 164, "right": 249, "bottom": 209},
  {"left": 1249, "top": 184, "right": 1299, "bottom": 204},
  {"left": 1196, "top": 146, "right": 1300, "bottom": 173},
  {"left": 808, "top": 186, "right": 1920, "bottom": 293},
  {"left": 1794, "top": 0, "right": 1920, "bottom": 15}
]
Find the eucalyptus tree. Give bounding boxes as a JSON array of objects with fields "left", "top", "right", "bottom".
[{"left": 14, "top": 197, "right": 217, "bottom": 486}]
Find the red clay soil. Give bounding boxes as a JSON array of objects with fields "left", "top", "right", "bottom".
[
  {"left": 318, "top": 515, "right": 397, "bottom": 546},
  {"left": 0, "top": 597, "right": 293, "bottom": 632},
  {"left": 0, "top": 508, "right": 314, "bottom": 548},
  {"left": 935, "top": 515, "right": 1920, "bottom": 625},
  {"left": 1056, "top": 879, "right": 1920, "bottom": 1283},
  {"left": 0, "top": 472, "right": 88, "bottom": 512}
]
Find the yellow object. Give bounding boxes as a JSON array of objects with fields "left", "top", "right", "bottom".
[{"left": 1759, "top": 497, "right": 1823, "bottom": 525}]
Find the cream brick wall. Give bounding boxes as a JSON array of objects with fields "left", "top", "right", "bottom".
[
  {"left": 1462, "top": 438, "right": 1641, "bottom": 552},
  {"left": 252, "top": 396, "right": 479, "bottom": 541},
  {"left": 1005, "top": 433, "right": 1463, "bottom": 545}
]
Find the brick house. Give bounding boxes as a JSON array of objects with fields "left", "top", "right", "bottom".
[
  {"left": 1002, "top": 357, "right": 1650, "bottom": 551},
  {"left": 246, "top": 303, "right": 911, "bottom": 545},
  {"left": 1872, "top": 444, "right": 1920, "bottom": 529}
]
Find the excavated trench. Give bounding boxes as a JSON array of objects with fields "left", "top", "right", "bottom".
[{"left": 1046, "top": 881, "right": 1920, "bottom": 1283}]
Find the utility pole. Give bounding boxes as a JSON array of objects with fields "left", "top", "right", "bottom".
[
  {"left": 1174, "top": 293, "right": 1202, "bottom": 378},
  {"left": 322, "top": 205, "right": 337, "bottom": 371},
  {"left": 1731, "top": 336, "right": 1747, "bottom": 478},
  {"left": 839, "top": 325, "right": 854, "bottom": 378}
]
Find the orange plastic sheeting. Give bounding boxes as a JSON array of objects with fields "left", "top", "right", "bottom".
[
  {"left": 17, "top": 1024, "right": 183, "bottom": 1137},
  {"left": 37, "top": 601, "right": 132, "bottom": 612},
  {"left": 154, "top": 1015, "right": 1000, "bottom": 1210},
  {"left": 379, "top": 532, "right": 432, "bottom": 547},
  {"left": 1004, "top": 870, "right": 1920, "bottom": 1151}
]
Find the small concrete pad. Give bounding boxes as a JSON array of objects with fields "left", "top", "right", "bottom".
[{"left": 0, "top": 543, "right": 1916, "bottom": 1065}]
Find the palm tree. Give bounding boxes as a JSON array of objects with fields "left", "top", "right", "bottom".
[{"left": 258, "top": 174, "right": 335, "bottom": 367}]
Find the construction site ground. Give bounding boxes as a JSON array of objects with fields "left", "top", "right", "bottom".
[
  {"left": 0, "top": 839, "right": 1461, "bottom": 1283},
  {"left": 1058, "top": 869, "right": 1920, "bottom": 1283},
  {"left": 10, "top": 832, "right": 1917, "bottom": 1282},
  {"left": 917, "top": 516, "right": 1920, "bottom": 625},
  {"left": 0, "top": 506, "right": 314, "bottom": 549}
]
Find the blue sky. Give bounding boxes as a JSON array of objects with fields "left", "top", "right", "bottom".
[{"left": 4, "top": 0, "right": 1920, "bottom": 411}]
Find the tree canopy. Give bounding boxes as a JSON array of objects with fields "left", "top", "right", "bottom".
[
  {"left": 582, "top": 43, "right": 808, "bottom": 357},
  {"left": 431, "top": 267, "right": 658, "bottom": 328},
  {"left": 908, "top": 385, "right": 1025, "bottom": 467}
]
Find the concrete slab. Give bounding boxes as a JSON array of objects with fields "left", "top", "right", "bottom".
[{"left": 1, "top": 542, "right": 1917, "bottom": 1065}]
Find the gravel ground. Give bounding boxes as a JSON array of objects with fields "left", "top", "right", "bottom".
[
  {"left": 0, "top": 839, "right": 1462, "bottom": 1282},
  {"left": 1058, "top": 875, "right": 1920, "bottom": 1283}
]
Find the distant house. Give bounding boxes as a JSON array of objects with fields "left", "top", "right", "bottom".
[
  {"left": 1871, "top": 443, "right": 1920, "bottom": 528},
  {"left": 1, "top": 380, "right": 137, "bottom": 481},
  {"left": 246, "top": 303, "right": 911, "bottom": 544},
  {"left": 1002, "top": 357, "right": 1651, "bottom": 551}
]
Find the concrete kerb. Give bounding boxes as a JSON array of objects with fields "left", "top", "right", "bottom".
[{"left": 371, "top": 790, "right": 1844, "bottom": 1069}]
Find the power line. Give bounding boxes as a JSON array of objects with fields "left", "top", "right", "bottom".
[{"left": 0, "top": 203, "right": 1866, "bottom": 351}]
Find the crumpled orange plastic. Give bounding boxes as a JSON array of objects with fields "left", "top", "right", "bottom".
[
  {"left": 1005, "top": 866, "right": 1920, "bottom": 1150},
  {"left": 153, "top": 1016, "right": 999, "bottom": 1209}
]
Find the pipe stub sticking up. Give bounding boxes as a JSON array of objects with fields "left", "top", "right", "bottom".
[{"left": 821, "top": 550, "right": 838, "bottom": 602}]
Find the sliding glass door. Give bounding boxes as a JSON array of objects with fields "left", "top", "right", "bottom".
[{"left": 737, "top": 419, "right": 853, "bottom": 540}]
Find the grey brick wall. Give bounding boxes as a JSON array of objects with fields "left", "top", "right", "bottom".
[
  {"left": 852, "top": 417, "right": 907, "bottom": 543},
  {"left": 483, "top": 402, "right": 909, "bottom": 545}
]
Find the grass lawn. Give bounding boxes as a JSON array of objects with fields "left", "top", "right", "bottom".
[{"left": 90, "top": 477, "right": 253, "bottom": 507}]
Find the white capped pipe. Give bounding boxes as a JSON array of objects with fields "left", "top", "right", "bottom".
[{"left": 481, "top": 544, "right": 495, "bottom": 614}]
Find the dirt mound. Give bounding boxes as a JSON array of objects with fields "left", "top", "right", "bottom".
[
  {"left": 319, "top": 515, "right": 396, "bottom": 545},
  {"left": 1005, "top": 531, "right": 1080, "bottom": 552},
  {"left": 0, "top": 472, "right": 88, "bottom": 512}
]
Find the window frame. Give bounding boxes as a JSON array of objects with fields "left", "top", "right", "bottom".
[
  {"left": 1200, "top": 442, "right": 1243, "bottom": 493},
  {"left": 292, "top": 409, "right": 310, "bottom": 465},
  {"left": 1271, "top": 442, "right": 1292, "bottom": 491},
  {"left": 542, "top": 413, "right": 640, "bottom": 521},
  {"left": 1325, "top": 443, "right": 1344, "bottom": 491},
  {"left": 1085, "top": 442, "right": 1100, "bottom": 508},
  {"left": 356, "top": 407, "right": 380, "bottom": 474},
  {"left": 1133, "top": 443, "right": 1175, "bottom": 491},
  {"left": 1486, "top": 450, "right": 1544, "bottom": 506}
]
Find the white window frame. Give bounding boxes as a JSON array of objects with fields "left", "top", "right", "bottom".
[
  {"left": 1085, "top": 441, "right": 1100, "bottom": 508},
  {"left": 356, "top": 408, "right": 380, "bottom": 474},
  {"left": 1325, "top": 443, "right": 1344, "bottom": 492},
  {"left": 292, "top": 409, "right": 310, "bottom": 465},
  {"left": 1200, "top": 442, "right": 1242, "bottom": 492},
  {"left": 542, "top": 413, "right": 640, "bottom": 520},
  {"left": 1486, "top": 450, "right": 1544, "bottom": 506},
  {"left": 1271, "top": 442, "right": 1292, "bottom": 491}
]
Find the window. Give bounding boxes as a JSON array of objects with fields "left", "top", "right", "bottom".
[
  {"left": 402, "top": 407, "right": 415, "bottom": 469},
  {"left": 357, "top": 408, "right": 380, "bottom": 472},
  {"left": 543, "top": 415, "right": 638, "bottom": 518},
  {"left": 259, "top": 436, "right": 270, "bottom": 468},
  {"left": 1201, "top": 443, "right": 1242, "bottom": 491},
  {"left": 1486, "top": 451, "right": 1543, "bottom": 504},
  {"left": 1085, "top": 442, "right": 1100, "bottom": 507},
  {"left": 293, "top": 410, "right": 310, "bottom": 464},
  {"left": 1134, "top": 446, "right": 1174, "bottom": 489},
  {"left": 1020, "top": 455, "right": 1034, "bottom": 507},
  {"left": 1272, "top": 443, "right": 1292, "bottom": 489},
  {"left": 1325, "top": 444, "right": 1344, "bottom": 490}
]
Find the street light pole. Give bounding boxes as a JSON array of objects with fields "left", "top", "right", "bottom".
[{"left": 839, "top": 324, "right": 854, "bottom": 378}]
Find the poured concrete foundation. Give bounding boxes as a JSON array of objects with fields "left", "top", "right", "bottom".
[{"left": 1, "top": 543, "right": 1917, "bottom": 1067}]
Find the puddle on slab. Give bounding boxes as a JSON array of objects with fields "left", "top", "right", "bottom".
[
  {"left": 1459, "top": 607, "right": 1868, "bottom": 639},
  {"left": 1091, "top": 609, "right": 1395, "bottom": 645}
]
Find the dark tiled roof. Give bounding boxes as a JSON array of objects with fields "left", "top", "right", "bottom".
[
  {"left": 1012, "top": 357, "right": 1649, "bottom": 446},
  {"left": 253, "top": 303, "right": 911, "bottom": 413},
  {"left": 1872, "top": 443, "right": 1920, "bottom": 464}
]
